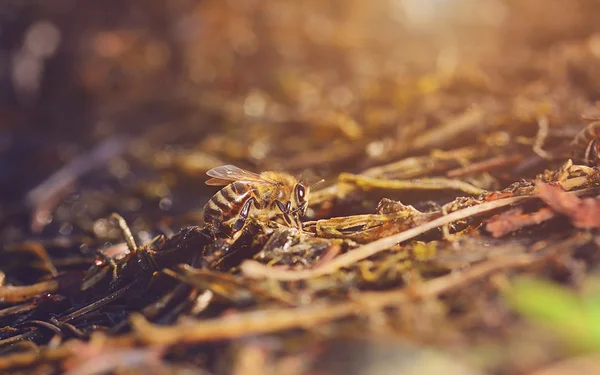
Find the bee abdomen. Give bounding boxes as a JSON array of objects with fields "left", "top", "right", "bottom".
[
  {"left": 571, "top": 122, "right": 600, "bottom": 165},
  {"left": 230, "top": 181, "right": 250, "bottom": 195},
  {"left": 204, "top": 200, "right": 222, "bottom": 223},
  {"left": 204, "top": 183, "right": 253, "bottom": 225}
]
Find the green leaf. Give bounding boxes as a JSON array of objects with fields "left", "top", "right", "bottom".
[{"left": 507, "top": 278, "right": 600, "bottom": 351}]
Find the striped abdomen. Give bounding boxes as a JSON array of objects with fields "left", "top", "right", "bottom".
[
  {"left": 571, "top": 121, "right": 600, "bottom": 165},
  {"left": 204, "top": 182, "right": 254, "bottom": 228}
]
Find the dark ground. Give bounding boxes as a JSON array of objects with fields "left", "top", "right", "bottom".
[{"left": 2, "top": 1, "right": 600, "bottom": 374}]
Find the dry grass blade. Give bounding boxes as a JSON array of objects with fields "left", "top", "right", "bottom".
[
  {"left": 4, "top": 3, "right": 600, "bottom": 374},
  {"left": 339, "top": 173, "right": 487, "bottom": 195},
  {"left": 410, "top": 107, "right": 484, "bottom": 150},
  {"left": 446, "top": 154, "right": 523, "bottom": 178},
  {"left": 357, "top": 253, "right": 538, "bottom": 306},
  {"left": 242, "top": 195, "right": 531, "bottom": 280},
  {"left": 131, "top": 303, "right": 357, "bottom": 345},
  {"left": 0, "top": 279, "right": 60, "bottom": 303},
  {"left": 0, "top": 346, "right": 73, "bottom": 371},
  {"left": 133, "top": 248, "right": 545, "bottom": 346},
  {"left": 243, "top": 185, "right": 599, "bottom": 280}
]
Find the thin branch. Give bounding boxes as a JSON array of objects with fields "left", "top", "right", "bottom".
[{"left": 243, "top": 185, "right": 598, "bottom": 280}]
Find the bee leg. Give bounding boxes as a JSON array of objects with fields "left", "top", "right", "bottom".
[
  {"left": 233, "top": 197, "right": 254, "bottom": 231},
  {"left": 275, "top": 200, "right": 288, "bottom": 214},
  {"left": 276, "top": 200, "right": 299, "bottom": 228},
  {"left": 291, "top": 214, "right": 303, "bottom": 230},
  {"left": 232, "top": 220, "right": 244, "bottom": 232}
]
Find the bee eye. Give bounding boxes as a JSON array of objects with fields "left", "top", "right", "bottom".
[{"left": 296, "top": 184, "right": 306, "bottom": 202}]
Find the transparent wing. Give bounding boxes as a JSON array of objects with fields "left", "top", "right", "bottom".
[
  {"left": 205, "top": 177, "right": 236, "bottom": 186},
  {"left": 205, "top": 165, "right": 274, "bottom": 186}
]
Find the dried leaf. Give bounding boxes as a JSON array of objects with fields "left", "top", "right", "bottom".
[
  {"left": 485, "top": 207, "right": 556, "bottom": 238},
  {"left": 537, "top": 182, "right": 600, "bottom": 229}
]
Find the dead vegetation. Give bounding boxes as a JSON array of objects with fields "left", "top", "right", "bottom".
[{"left": 3, "top": 0, "right": 600, "bottom": 374}]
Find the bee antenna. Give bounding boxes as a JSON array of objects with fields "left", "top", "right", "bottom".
[{"left": 311, "top": 179, "right": 325, "bottom": 189}]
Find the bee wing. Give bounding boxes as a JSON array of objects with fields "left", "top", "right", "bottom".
[
  {"left": 205, "top": 177, "right": 237, "bottom": 186},
  {"left": 205, "top": 165, "right": 275, "bottom": 186}
]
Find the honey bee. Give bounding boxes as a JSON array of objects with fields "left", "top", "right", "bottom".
[
  {"left": 203, "top": 165, "right": 310, "bottom": 239},
  {"left": 571, "top": 121, "right": 600, "bottom": 166}
]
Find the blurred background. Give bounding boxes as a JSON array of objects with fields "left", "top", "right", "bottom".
[
  {"left": 2, "top": 1, "right": 600, "bottom": 374},
  {"left": 3, "top": 0, "right": 600, "bottom": 266}
]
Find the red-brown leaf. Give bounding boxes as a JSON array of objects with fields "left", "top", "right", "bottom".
[
  {"left": 486, "top": 207, "right": 556, "bottom": 238},
  {"left": 537, "top": 182, "right": 600, "bottom": 229}
]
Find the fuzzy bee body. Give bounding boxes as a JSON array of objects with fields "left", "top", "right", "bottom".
[
  {"left": 203, "top": 165, "right": 310, "bottom": 239},
  {"left": 571, "top": 121, "right": 600, "bottom": 166},
  {"left": 204, "top": 181, "right": 254, "bottom": 234}
]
